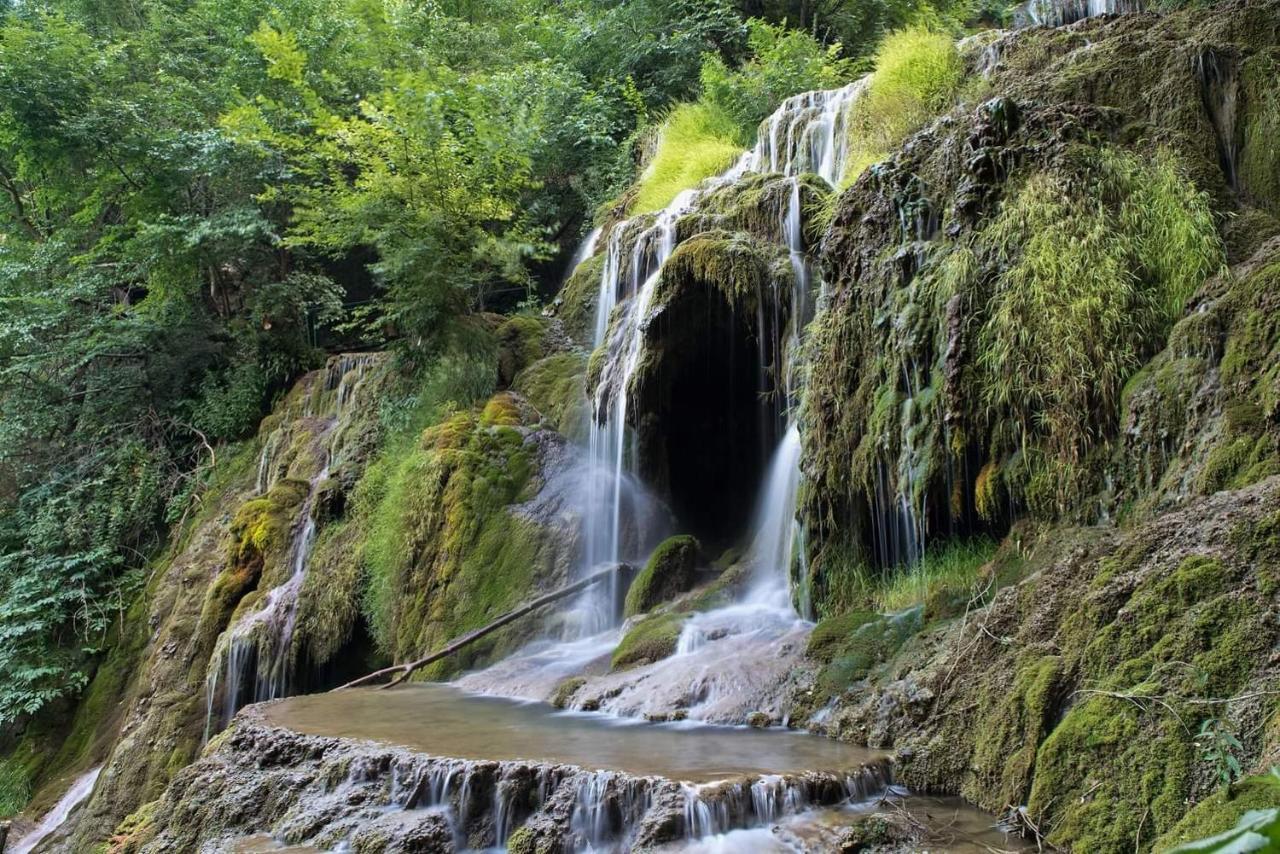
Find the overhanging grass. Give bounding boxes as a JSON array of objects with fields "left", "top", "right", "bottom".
[
  {"left": 875, "top": 537, "right": 997, "bottom": 612},
  {"left": 840, "top": 26, "right": 963, "bottom": 187},
  {"left": 630, "top": 102, "right": 745, "bottom": 215}
]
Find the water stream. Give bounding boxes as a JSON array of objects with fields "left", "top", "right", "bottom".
[{"left": 8, "top": 766, "right": 101, "bottom": 854}]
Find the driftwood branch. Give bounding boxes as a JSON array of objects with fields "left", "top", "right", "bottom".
[{"left": 334, "top": 564, "right": 625, "bottom": 691}]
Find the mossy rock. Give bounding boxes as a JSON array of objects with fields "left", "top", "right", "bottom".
[
  {"left": 805, "top": 611, "right": 881, "bottom": 663},
  {"left": 550, "top": 677, "right": 587, "bottom": 709},
  {"left": 624, "top": 535, "right": 701, "bottom": 617},
  {"left": 497, "top": 315, "right": 549, "bottom": 387},
  {"left": 514, "top": 352, "right": 589, "bottom": 441},
  {"left": 1154, "top": 772, "right": 1280, "bottom": 850},
  {"left": 611, "top": 612, "right": 688, "bottom": 671}
]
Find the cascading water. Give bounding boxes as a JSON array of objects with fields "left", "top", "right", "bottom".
[
  {"left": 204, "top": 353, "right": 381, "bottom": 738},
  {"left": 747, "top": 78, "right": 871, "bottom": 186}
]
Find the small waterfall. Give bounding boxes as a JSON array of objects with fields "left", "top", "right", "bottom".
[
  {"left": 9, "top": 766, "right": 102, "bottom": 854},
  {"left": 746, "top": 78, "right": 871, "bottom": 185},
  {"left": 680, "top": 764, "right": 891, "bottom": 841},
  {"left": 205, "top": 353, "right": 381, "bottom": 737},
  {"left": 1014, "top": 0, "right": 1144, "bottom": 27}
]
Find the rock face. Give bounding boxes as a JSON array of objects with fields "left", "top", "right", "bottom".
[
  {"left": 125, "top": 712, "right": 892, "bottom": 853},
  {"left": 803, "top": 477, "right": 1280, "bottom": 851}
]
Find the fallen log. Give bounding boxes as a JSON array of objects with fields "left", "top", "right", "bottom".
[{"left": 334, "top": 564, "right": 629, "bottom": 691}]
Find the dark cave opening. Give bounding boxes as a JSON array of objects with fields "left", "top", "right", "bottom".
[{"left": 632, "top": 287, "right": 787, "bottom": 555}]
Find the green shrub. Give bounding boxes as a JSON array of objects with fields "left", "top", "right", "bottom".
[{"left": 699, "top": 19, "right": 851, "bottom": 138}]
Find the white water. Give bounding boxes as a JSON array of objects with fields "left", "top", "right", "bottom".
[
  {"left": 746, "top": 78, "right": 871, "bottom": 185},
  {"left": 9, "top": 766, "right": 101, "bottom": 854}
]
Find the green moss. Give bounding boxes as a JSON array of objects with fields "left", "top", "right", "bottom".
[
  {"left": 678, "top": 561, "right": 750, "bottom": 613},
  {"left": 1240, "top": 53, "right": 1280, "bottom": 215},
  {"left": 1156, "top": 772, "right": 1280, "bottom": 850},
  {"left": 496, "top": 315, "right": 549, "bottom": 386},
  {"left": 550, "top": 676, "right": 586, "bottom": 709},
  {"left": 1026, "top": 551, "right": 1272, "bottom": 849},
  {"left": 659, "top": 232, "right": 789, "bottom": 313},
  {"left": 555, "top": 251, "right": 606, "bottom": 346},
  {"left": 480, "top": 391, "right": 524, "bottom": 427},
  {"left": 809, "top": 608, "right": 923, "bottom": 699},
  {"left": 228, "top": 478, "right": 309, "bottom": 570},
  {"left": 359, "top": 384, "right": 563, "bottom": 678},
  {"left": 611, "top": 612, "right": 688, "bottom": 671},
  {"left": 514, "top": 352, "right": 589, "bottom": 441},
  {"left": 805, "top": 611, "right": 880, "bottom": 662},
  {"left": 624, "top": 535, "right": 701, "bottom": 617},
  {"left": 1028, "top": 695, "right": 1193, "bottom": 850},
  {"left": 1197, "top": 435, "right": 1280, "bottom": 495},
  {"left": 966, "top": 655, "right": 1062, "bottom": 809},
  {"left": 294, "top": 519, "right": 366, "bottom": 667}
]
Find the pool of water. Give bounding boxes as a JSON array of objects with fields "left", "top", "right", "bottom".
[{"left": 263, "top": 683, "right": 881, "bottom": 783}]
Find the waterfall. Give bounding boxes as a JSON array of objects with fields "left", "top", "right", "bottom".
[
  {"left": 580, "top": 80, "right": 871, "bottom": 611},
  {"left": 461, "top": 77, "right": 876, "bottom": 705},
  {"left": 1014, "top": 0, "right": 1144, "bottom": 27},
  {"left": 205, "top": 353, "right": 381, "bottom": 737}
]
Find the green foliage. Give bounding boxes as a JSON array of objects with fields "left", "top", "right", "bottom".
[
  {"left": 1196, "top": 718, "right": 1245, "bottom": 789},
  {"left": 699, "top": 19, "right": 851, "bottom": 137},
  {"left": 840, "top": 26, "right": 963, "bottom": 185},
  {"left": 630, "top": 103, "right": 745, "bottom": 214},
  {"left": 976, "top": 148, "right": 1222, "bottom": 515}
]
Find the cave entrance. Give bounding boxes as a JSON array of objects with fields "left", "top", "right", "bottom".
[{"left": 630, "top": 278, "right": 789, "bottom": 555}]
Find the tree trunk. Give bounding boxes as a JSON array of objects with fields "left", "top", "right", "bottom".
[{"left": 334, "top": 564, "right": 629, "bottom": 691}]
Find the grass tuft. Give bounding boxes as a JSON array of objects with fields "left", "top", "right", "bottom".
[
  {"left": 840, "top": 26, "right": 963, "bottom": 187},
  {"left": 629, "top": 103, "right": 745, "bottom": 215},
  {"left": 874, "top": 537, "right": 997, "bottom": 613}
]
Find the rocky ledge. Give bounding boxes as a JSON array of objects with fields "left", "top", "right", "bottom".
[{"left": 122, "top": 710, "right": 892, "bottom": 853}]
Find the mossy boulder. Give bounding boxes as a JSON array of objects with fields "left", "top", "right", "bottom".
[
  {"left": 624, "top": 535, "right": 701, "bottom": 617},
  {"left": 497, "top": 315, "right": 549, "bottom": 387},
  {"left": 611, "top": 612, "right": 688, "bottom": 671}
]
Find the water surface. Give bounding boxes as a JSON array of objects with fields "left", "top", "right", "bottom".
[{"left": 264, "top": 683, "right": 880, "bottom": 782}]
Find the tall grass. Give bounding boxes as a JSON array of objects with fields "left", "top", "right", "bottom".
[
  {"left": 875, "top": 537, "right": 997, "bottom": 612},
  {"left": 840, "top": 26, "right": 963, "bottom": 187},
  {"left": 0, "top": 760, "right": 29, "bottom": 817},
  {"left": 629, "top": 102, "right": 745, "bottom": 215}
]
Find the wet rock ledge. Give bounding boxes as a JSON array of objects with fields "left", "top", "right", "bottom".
[{"left": 129, "top": 710, "right": 892, "bottom": 852}]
